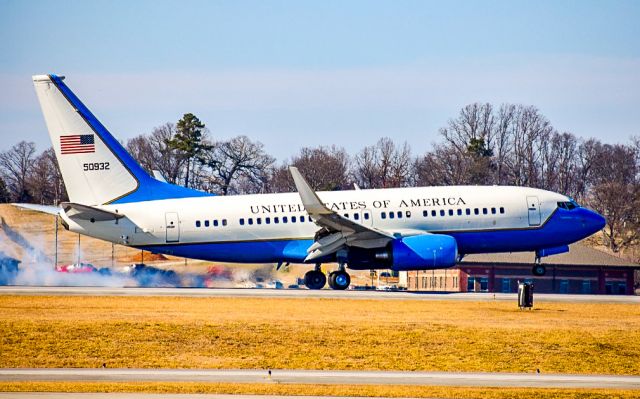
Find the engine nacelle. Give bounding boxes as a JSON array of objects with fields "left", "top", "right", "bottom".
[
  {"left": 346, "top": 234, "right": 458, "bottom": 271},
  {"left": 389, "top": 234, "right": 458, "bottom": 271}
]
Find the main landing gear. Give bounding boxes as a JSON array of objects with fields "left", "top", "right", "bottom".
[
  {"left": 532, "top": 256, "right": 546, "bottom": 277},
  {"left": 304, "top": 263, "right": 351, "bottom": 290}
]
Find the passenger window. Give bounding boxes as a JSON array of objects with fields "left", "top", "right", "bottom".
[
  {"left": 274, "top": 217, "right": 279, "bottom": 224},
  {"left": 431, "top": 210, "right": 436, "bottom": 217},
  {"left": 448, "top": 209, "right": 454, "bottom": 216},
  {"left": 222, "top": 219, "right": 227, "bottom": 226},
  {"left": 423, "top": 210, "right": 428, "bottom": 217},
  {"left": 248, "top": 218, "right": 254, "bottom": 225},
  {"left": 354, "top": 213, "right": 359, "bottom": 220},
  {"left": 381, "top": 212, "right": 387, "bottom": 219},
  {"left": 491, "top": 207, "right": 496, "bottom": 214},
  {"left": 204, "top": 220, "right": 210, "bottom": 227},
  {"left": 364, "top": 213, "right": 369, "bottom": 220},
  {"left": 466, "top": 209, "right": 471, "bottom": 215},
  {"left": 240, "top": 218, "right": 245, "bottom": 226},
  {"left": 406, "top": 211, "right": 411, "bottom": 218},
  {"left": 257, "top": 218, "right": 262, "bottom": 225},
  {"left": 474, "top": 208, "right": 479, "bottom": 215},
  {"left": 300, "top": 216, "right": 305, "bottom": 222},
  {"left": 344, "top": 213, "right": 349, "bottom": 218},
  {"left": 482, "top": 208, "right": 488, "bottom": 215},
  {"left": 196, "top": 220, "right": 201, "bottom": 228},
  {"left": 292, "top": 216, "right": 297, "bottom": 223},
  {"left": 266, "top": 217, "right": 271, "bottom": 224},
  {"left": 389, "top": 212, "right": 395, "bottom": 219},
  {"left": 457, "top": 209, "right": 462, "bottom": 216},
  {"left": 283, "top": 216, "right": 288, "bottom": 223},
  {"left": 499, "top": 207, "right": 505, "bottom": 214},
  {"left": 397, "top": 211, "right": 402, "bottom": 219},
  {"left": 440, "top": 210, "right": 445, "bottom": 217},
  {"left": 213, "top": 220, "right": 219, "bottom": 227}
]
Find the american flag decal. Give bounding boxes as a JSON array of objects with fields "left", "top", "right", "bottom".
[{"left": 60, "top": 134, "right": 95, "bottom": 154}]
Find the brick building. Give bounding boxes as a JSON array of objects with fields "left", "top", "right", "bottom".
[{"left": 404, "top": 244, "right": 638, "bottom": 295}]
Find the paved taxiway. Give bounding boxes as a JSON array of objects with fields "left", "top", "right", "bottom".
[
  {"left": 1, "top": 286, "right": 639, "bottom": 303},
  {"left": 2, "top": 369, "right": 640, "bottom": 389}
]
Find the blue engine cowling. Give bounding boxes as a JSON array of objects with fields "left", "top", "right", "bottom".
[
  {"left": 390, "top": 234, "right": 458, "bottom": 271},
  {"left": 346, "top": 234, "right": 458, "bottom": 271}
]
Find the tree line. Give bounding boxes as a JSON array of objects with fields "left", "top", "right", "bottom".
[{"left": 1, "top": 104, "right": 638, "bottom": 255}]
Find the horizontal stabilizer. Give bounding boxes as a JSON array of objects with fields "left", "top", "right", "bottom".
[
  {"left": 12, "top": 203, "right": 60, "bottom": 215},
  {"left": 61, "top": 202, "right": 124, "bottom": 222}
]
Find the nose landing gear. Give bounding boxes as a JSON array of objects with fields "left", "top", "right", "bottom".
[{"left": 532, "top": 256, "right": 546, "bottom": 276}]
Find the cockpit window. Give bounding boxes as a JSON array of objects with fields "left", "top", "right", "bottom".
[{"left": 557, "top": 200, "right": 579, "bottom": 210}]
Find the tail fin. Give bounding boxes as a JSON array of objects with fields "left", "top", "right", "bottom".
[{"left": 32, "top": 74, "right": 211, "bottom": 205}]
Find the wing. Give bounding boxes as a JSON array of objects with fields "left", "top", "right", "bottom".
[{"left": 289, "top": 166, "right": 394, "bottom": 261}]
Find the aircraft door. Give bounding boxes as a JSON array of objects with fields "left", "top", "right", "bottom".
[
  {"left": 165, "top": 212, "right": 180, "bottom": 242},
  {"left": 526, "top": 196, "right": 541, "bottom": 226}
]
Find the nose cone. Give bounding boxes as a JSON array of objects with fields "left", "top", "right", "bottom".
[{"left": 582, "top": 208, "right": 606, "bottom": 235}]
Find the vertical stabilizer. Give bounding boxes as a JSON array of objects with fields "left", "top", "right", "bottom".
[{"left": 32, "top": 74, "right": 211, "bottom": 205}]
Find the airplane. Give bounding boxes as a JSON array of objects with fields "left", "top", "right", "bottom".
[{"left": 22, "top": 74, "right": 606, "bottom": 290}]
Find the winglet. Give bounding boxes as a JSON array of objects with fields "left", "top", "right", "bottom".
[{"left": 289, "top": 167, "right": 332, "bottom": 215}]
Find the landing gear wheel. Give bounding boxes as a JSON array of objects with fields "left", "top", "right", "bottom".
[
  {"left": 532, "top": 264, "right": 546, "bottom": 276},
  {"left": 328, "top": 270, "right": 351, "bottom": 290},
  {"left": 304, "top": 270, "right": 326, "bottom": 290}
]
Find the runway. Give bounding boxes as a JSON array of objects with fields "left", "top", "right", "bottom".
[
  {"left": 2, "top": 368, "right": 640, "bottom": 389},
  {"left": 1, "top": 286, "right": 639, "bottom": 303}
]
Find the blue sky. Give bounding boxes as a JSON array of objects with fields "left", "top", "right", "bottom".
[{"left": 1, "top": 0, "right": 639, "bottom": 160}]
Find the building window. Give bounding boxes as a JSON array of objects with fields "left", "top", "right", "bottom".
[
  {"left": 581, "top": 280, "right": 591, "bottom": 294},
  {"left": 467, "top": 277, "right": 475, "bottom": 291},
  {"left": 195, "top": 220, "right": 201, "bottom": 228},
  {"left": 559, "top": 279, "right": 569, "bottom": 294}
]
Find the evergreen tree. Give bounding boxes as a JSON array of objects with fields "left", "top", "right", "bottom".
[{"left": 166, "top": 113, "right": 211, "bottom": 188}]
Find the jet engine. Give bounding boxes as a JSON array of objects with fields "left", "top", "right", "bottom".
[{"left": 347, "top": 234, "right": 458, "bottom": 271}]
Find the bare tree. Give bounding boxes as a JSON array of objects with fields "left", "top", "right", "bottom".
[
  {"left": 267, "top": 145, "right": 350, "bottom": 192},
  {"left": 200, "top": 136, "right": 275, "bottom": 195},
  {"left": 127, "top": 123, "right": 188, "bottom": 184},
  {"left": 353, "top": 138, "right": 412, "bottom": 188},
  {"left": 0, "top": 141, "right": 37, "bottom": 202},
  {"left": 27, "top": 148, "right": 67, "bottom": 204}
]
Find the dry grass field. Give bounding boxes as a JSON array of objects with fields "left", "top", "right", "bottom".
[
  {"left": 0, "top": 382, "right": 638, "bottom": 399},
  {"left": 1, "top": 295, "right": 639, "bottom": 374}
]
